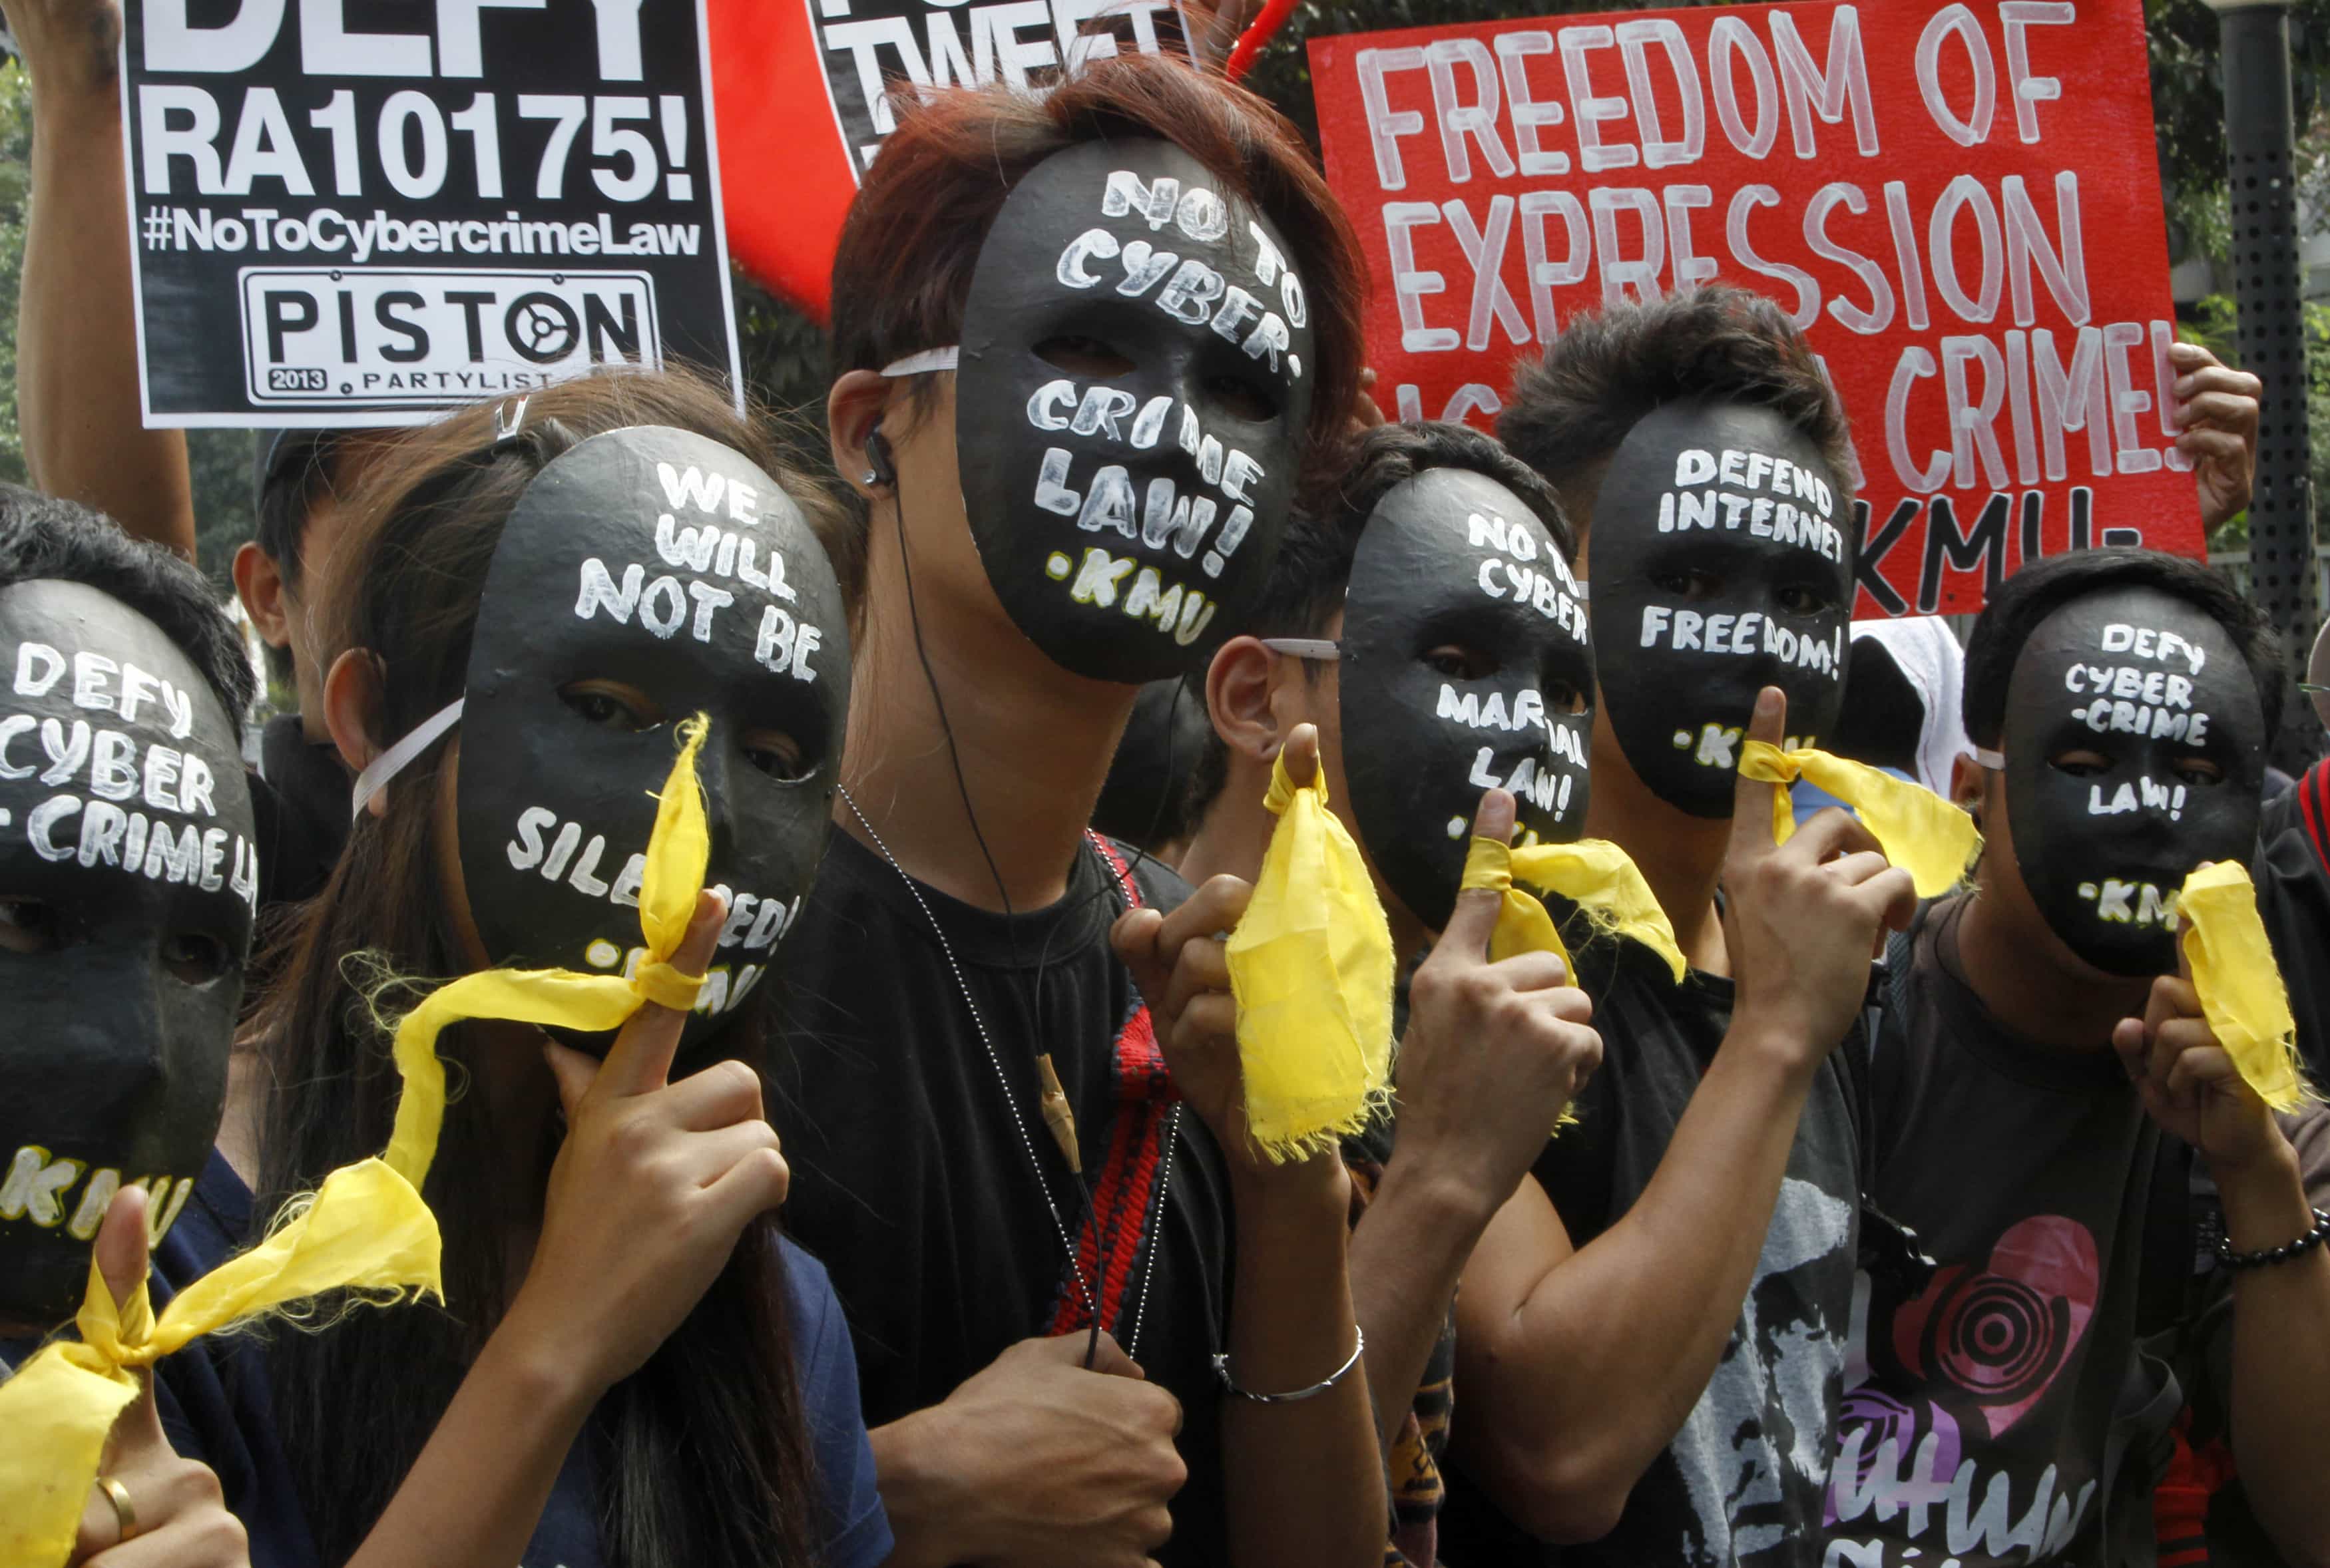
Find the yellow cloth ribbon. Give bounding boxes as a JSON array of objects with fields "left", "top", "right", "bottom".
[
  {"left": 1737, "top": 741, "right": 1982, "bottom": 898},
  {"left": 1460, "top": 835, "right": 1688, "bottom": 986},
  {"left": 0, "top": 719, "right": 716, "bottom": 1568},
  {"left": 1224, "top": 749, "right": 1395, "bottom": 1162},
  {"left": 2179, "top": 861, "right": 2316, "bottom": 1113}
]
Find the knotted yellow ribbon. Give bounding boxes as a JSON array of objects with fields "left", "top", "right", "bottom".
[
  {"left": 1459, "top": 835, "right": 1688, "bottom": 986},
  {"left": 0, "top": 719, "right": 716, "bottom": 1568},
  {"left": 1224, "top": 749, "right": 1395, "bottom": 1162},
  {"left": 2179, "top": 861, "right": 2316, "bottom": 1112},
  {"left": 1737, "top": 741, "right": 1982, "bottom": 898}
]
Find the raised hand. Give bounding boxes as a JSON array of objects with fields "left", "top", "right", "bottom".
[
  {"left": 1397, "top": 785, "right": 1602, "bottom": 1220},
  {"left": 67, "top": 1187, "right": 249, "bottom": 1568},
  {"left": 2113, "top": 944, "right": 2283, "bottom": 1175},
  {"left": 1721, "top": 687, "right": 1917, "bottom": 1074},
  {"left": 8, "top": 0, "right": 123, "bottom": 100},
  {"left": 504, "top": 892, "right": 790, "bottom": 1393},
  {"left": 2170, "top": 341, "right": 2263, "bottom": 532}
]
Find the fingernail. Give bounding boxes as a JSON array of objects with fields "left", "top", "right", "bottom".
[{"left": 1755, "top": 687, "right": 1779, "bottom": 717}]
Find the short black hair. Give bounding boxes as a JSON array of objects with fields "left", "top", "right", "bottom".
[
  {"left": 0, "top": 486, "right": 255, "bottom": 731},
  {"left": 253, "top": 430, "right": 358, "bottom": 590},
  {"left": 1185, "top": 420, "right": 1572, "bottom": 820},
  {"left": 1497, "top": 284, "right": 1853, "bottom": 528},
  {"left": 1962, "top": 547, "right": 2282, "bottom": 753}
]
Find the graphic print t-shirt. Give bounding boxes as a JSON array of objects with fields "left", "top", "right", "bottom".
[
  {"left": 1443, "top": 929, "right": 1864, "bottom": 1567},
  {"left": 1824, "top": 894, "right": 2179, "bottom": 1567},
  {"left": 768, "top": 827, "right": 1236, "bottom": 1567}
]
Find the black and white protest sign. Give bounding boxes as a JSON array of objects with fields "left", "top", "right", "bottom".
[{"left": 120, "top": 0, "right": 740, "bottom": 425}]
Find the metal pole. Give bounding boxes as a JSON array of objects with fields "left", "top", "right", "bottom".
[{"left": 2214, "top": 0, "right": 2323, "bottom": 769}]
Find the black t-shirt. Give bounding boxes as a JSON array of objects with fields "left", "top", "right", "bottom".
[
  {"left": 2255, "top": 758, "right": 2330, "bottom": 1083},
  {"left": 1825, "top": 895, "right": 2184, "bottom": 1567},
  {"left": 1440, "top": 926, "right": 1865, "bottom": 1567},
  {"left": 768, "top": 825, "right": 1235, "bottom": 1566}
]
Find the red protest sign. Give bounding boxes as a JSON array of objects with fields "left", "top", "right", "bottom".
[
  {"left": 707, "top": 0, "right": 1214, "bottom": 318},
  {"left": 1308, "top": 0, "right": 2201, "bottom": 617}
]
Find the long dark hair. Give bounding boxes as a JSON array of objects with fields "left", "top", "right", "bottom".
[{"left": 252, "top": 368, "right": 840, "bottom": 1568}]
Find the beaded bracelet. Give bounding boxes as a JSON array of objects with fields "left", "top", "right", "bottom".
[
  {"left": 1213, "top": 1327, "right": 1365, "bottom": 1404},
  {"left": 2217, "top": 1207, "right": 2330, "bottom": 1271}
]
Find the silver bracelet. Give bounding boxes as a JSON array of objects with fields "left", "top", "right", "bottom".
[{"left": 1212, "top": 1327, "right": 1365, "bottom": 1404}]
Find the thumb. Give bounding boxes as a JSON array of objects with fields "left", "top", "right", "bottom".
[
  {"left": 89, "top": 1186, "right": 166, "bottom": 1481},
  {"left": 1111, "top": 906, "right": 1171, "bottom": 1010},
  {"left": 1437, "top": 787, "right": 1516, "bottom": 960},
  {"left": 1728, "top": 686, "right": 1787, "bottom": 858},
  {"left": 544, "top": 1040, "right": 602, "bottom": 1123},
  {"left": 1280, "top": 723, "right": 1320, "bottom": 791},
  {"left": 93, "top": 1183, "right": 151, "bottom": 1316},
  {"left": 1083, "top": 1329, "right": 1148, "bottom": 1380}
]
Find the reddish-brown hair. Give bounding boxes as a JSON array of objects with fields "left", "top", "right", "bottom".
[{"left": 829, "top": 52, "right": 1365, "bottom": 492}]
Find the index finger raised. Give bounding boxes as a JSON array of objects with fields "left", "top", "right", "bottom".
[
  {"left": 1728, "top": 687, "right": 1787, "bottom": 858},
  {"left": 598, "top": 889, "right": 728, "bottom": 1099}
]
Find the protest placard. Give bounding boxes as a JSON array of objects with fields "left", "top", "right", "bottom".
[
  {"left": 1309, "top": 0, "right": 2199, "bottom": 616},
  {"left": 706, "top": 0, "right": 1203, "bottom": 316},
  {"left": 121, "top": 0, "right": 740, "bottom": 425}
]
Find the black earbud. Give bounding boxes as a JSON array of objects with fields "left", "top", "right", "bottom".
[{"left": 865, "top": 426, "right": 897, "bottom": 489}]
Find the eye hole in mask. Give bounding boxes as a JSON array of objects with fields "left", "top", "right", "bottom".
[
  {"left": 160, "top": 930, "right": 237, "bottom": 986},
  {"left": 1204, "top": 369, "right": 1280, "bottom": 424},
  {"left": 2048, "top": 745, "right": 2226, "bottom": 788},
  {"left": 1035, "top": 334, "right": 1137, "bottom": 379},
  {"left": 560, "top": 680, "right": 821, "bottom": 786},
  {"left": 0, "top": 895, "right": 59, "bottom": 954}
]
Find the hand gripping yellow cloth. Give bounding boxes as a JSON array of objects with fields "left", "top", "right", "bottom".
[
  {"left": 1459, "top": 835, "right": 1688, "bottom": 986},
  {"left": 1224, "top": 749, "right": 1395, "bottom": 1162},
  {"left": 2178, "top": 860, "right": 2317, "bottom": 1113},
  {"left": 1736, "top": 741, "right": 1982, "bottom": 898},
  {"left": 0, "top": 719, "right": 716, "bottom": 1568}
]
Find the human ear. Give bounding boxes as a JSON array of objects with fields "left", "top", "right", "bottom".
[
  {"left": 1949, "top": 752, "right": 1988, "bottom": 825},
  {"left": 1204, "top": 637, "right": 1285, "bottom": 767},
  {"left": 233, "top": 541, "right": 292, "bottom": 650},
  {"left": 827, "top": 370, "right": 896, "bottom": 501},
  {"left": 323, "top": 650, "right": 389, "bottom": 817}
]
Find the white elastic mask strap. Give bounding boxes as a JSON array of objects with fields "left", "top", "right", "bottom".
[
  {"left": 1260, "top": 638, "right": 1341, "bottom": 662},
  {"left": 1973, "top": 746, "right": 2006, "bottom": 770},
  {"left": 351, "top": 697, "right": 465, "bottom": 819},
  {"left": 881, "top": 347, "right": 959, "bottom": 377}
]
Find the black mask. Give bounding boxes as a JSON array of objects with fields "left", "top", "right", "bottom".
[
  {"left": 1588, "top": 401, "right": 1853, "bottom": 818},
  {"left": 0, "top": 580, "right": 256, "bottom": 1326},
  {"left": 456, "top": 428, "right": 851, "bottom": 1060},
  {"left": 1338, "top": 468, "right": 1591, "bottom": 932},
  {"left": 2000, "top": 586, "right": 2264, "bottom": 976},
  {"left": 954, "top": 138, "right": 1315, "bottom": 684}
]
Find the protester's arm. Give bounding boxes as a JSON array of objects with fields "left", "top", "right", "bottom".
[
  {"left": 1349, "top": 785, "right": 1601, "bottom": 1452},
  {"left": 1114, "top": 729, "right": 1386, "bottom": 1568},
  {"left": 1450, "top": 687, "right": 1917, "bottom": 1543},
  {"left": 13, "top": 0, "right": 196, "bottom": 558},
  {"left": 2116, "top": 975, "right": 2330, "bottom": 1567},
  {"left": 2170, "top": 341, "right": 2262, "bottom": 534},
  {"left": 337, "top": 898, "right": 792, "bottom": 1568}
]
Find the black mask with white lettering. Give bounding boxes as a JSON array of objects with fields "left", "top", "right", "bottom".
[
  {"left": 1339, "top": 468, "right": 1591, "bottom": 933},
  {"left": 2002, "top": 588, "right": 2263, "bottom": 976},
  {"left": 955, "top": 138, "right": 1315, "bottom": 684},
  {"left": 457, "top": 428, "right": 851, "bottom": 1060},
  {"left": 0, "top": 580, "right": 255, "bottom": 1326},
  {"left": 1588, "top": 401, "right": 1853, "bottom": 819}
]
